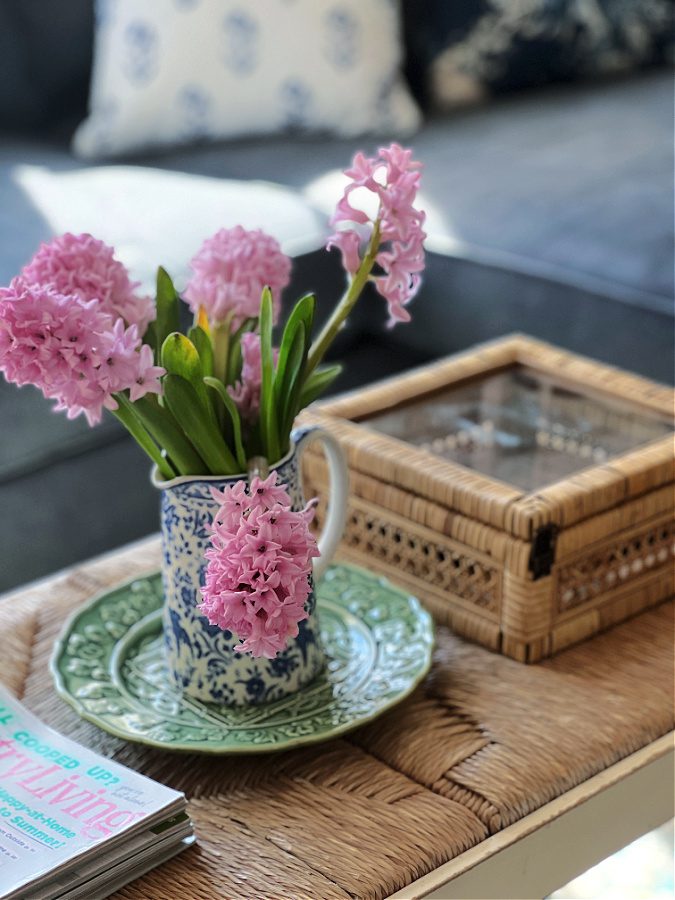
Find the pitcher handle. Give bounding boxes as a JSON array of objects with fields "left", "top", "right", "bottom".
[{"left": 292, "top": 424, "right": 348, "bottom": 582}]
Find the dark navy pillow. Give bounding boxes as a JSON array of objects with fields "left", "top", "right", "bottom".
[
  {"left": 402, "top": 0, "right": 674, "bottom": 110},
  {"left": 0, "top": 0, "right": 94, "bottom": 132}
]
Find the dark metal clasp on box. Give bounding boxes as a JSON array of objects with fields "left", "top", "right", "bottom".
[{"left": 529, "top": 524, "right": 558, "bottom": 579}]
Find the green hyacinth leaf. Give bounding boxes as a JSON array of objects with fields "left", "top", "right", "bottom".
[
  {"left": 275, "top": 320, "right": 304, "bottom": 404},
  {"left": 131, "top": 394, "right": 206, "bottom": 475},
  {"left": 275, "top": 293, "right": 315, "bottom": 446},
  {"left": 154, "top": 267, "right": 180, "bottom": 362},
  {"left": 112, "top": 395, "right": 175, "bottom": 480},
  {"left": 163, "top": 375, "right": 238, "bottom": 475},
  {"left": 275, "top": 294, "right": 314, "bottom": 393},
  {"left": 161, "top": 332, "right": 217, "bottom": 428},
  {"left": 259, "top": 287, "right": 279, "bottom": 463},
  {"left": 188, "top": 324, "right": 218, "bottom": 421},
  {"left": 283, "top": 293, "right": 315, "bottom": 364},
  {"left": 226, "top": 332, "right": 244, "bottom": 387},
  {"left": 187, "top": 325, "right": 214, "bottom": 378},
  {"left": 278, "top": 322, "right": 306, "bottom": 443},
  {"left": 297, "top": 364, "right": 343, "bottom": 410},
  {"left": 204, "top": 377, "right": 247, "bottom": 473}
]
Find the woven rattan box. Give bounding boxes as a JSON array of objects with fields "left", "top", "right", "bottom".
[{"left": 301, "top": 335, "right": 674, "bottom": 662}]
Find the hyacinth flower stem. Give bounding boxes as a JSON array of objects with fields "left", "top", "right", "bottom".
[
  {"left": 212, "top": 315, "right": 234, "bottom": 386},
  {"left": 112, "top": 395, "right": 175, "bottom": 480},
  {"left": 305, "top": 221, "right": 381, "bottom": 377},
  {"left": 247, "top": 455, "right": 270, "bottom": 481}
]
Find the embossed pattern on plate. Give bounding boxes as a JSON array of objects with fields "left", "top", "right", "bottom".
[{"left": 51, "top": 564, "right": 434, "bottom": 753}]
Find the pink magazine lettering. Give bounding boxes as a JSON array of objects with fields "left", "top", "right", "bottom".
[{"left": 0, "top": 739, "right": 145, "bottom": 839}]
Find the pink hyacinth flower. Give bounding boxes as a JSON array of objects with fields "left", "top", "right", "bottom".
[
  {"left": 227, "top": 332, "right": 280, "bottom": 423},
  {"left": 20, "top": 233, "right": 155, "bottom": 336},
  {"left": 0, "top": 278, "right": 163, "bottom": 425},
  {"left": 184, "top": 226, "right": 292, "bottom": 328},
  {"left": 199, "top": 472, "right": 320, "bottom": 658},
  {"left": 326, "top": 229, "right": 362, "bottom": 275},
  {"left": 327, "top": 143, "right": 427, "bottom": 327},
  {"left": 129, "top": 343, "right": 165, "bottom": 403},
  {"left": 227, "top": 332, "right": 263, "bottom": 422}
]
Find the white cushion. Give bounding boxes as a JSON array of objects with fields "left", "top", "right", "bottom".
[
  {"left": 74, "top": 0, "right": 421, "bottom": 159},
  {"left": 14, "top": 165, "right": 325, "bottom": 289}
]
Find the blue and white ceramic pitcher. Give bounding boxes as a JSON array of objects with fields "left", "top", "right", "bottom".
[{"left": 152, "top": 424, "right": 348, "bottom": 707}]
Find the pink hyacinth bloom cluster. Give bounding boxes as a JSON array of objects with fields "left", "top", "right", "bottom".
[
  {"left": 328, "top": 143, "right": 426, "bottom": 326},
  {"left": 0, "top": 279, "right": 164, "bottom": 425},
  {"left": 184, "top": 226, "right": 292, "bottom": 328},
  {"left": 199, "top": 473, "right": 320, "bottom": 658},
  {"left": 227, "top": 332, "right": 262, "bottom": 422},
  {"left": 227, "top": 332, "right": 279, "bottom": 423},
  {"left": 20, "top": 233, "right": 155, "bottom": 336}
]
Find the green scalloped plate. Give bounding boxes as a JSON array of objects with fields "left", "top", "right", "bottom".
[{"left": 51, "top": 564, "right": 434, "bottom": 754}]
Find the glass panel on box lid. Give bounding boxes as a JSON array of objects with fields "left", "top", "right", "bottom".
[{"left": 364, "top": 366, "right": 673, "bottom": 492}]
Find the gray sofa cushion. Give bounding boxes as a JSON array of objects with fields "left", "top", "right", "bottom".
[
  {"left": 4, "top": 72, "right": 670, "bottom": 306},
  {"left": 132, "top": 74, "right": 672, "bottom": 310},
  {"left": 0, "top": 0, "right": 93, "bottom": 131}
]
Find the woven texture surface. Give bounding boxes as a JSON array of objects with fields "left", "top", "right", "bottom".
[{"left": 2, "top": 536, "right": 673, "bottom": 900}]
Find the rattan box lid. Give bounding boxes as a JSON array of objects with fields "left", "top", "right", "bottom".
[{"left": 305, "top": 335, "right": 674, "bottom": 541}]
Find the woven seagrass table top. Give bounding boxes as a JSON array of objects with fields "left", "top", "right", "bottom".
[{"left": 2, "top": 536, "right": 673, "bottom": 900}]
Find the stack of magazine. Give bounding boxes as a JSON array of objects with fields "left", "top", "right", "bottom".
[{"left": 0, "top": 685, "right": 193, "bottom": 899}]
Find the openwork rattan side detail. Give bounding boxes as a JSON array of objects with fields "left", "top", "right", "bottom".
[
  {"left": 557, "top": 516, "right": 674, "bottom": 613},
  {"left": 310, "top": 492, "right": 501, "bottom": 615}
]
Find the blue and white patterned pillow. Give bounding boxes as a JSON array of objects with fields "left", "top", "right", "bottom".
[
  {"left": 402, "top": 0, "right": 673, "bottom": 110},
  {"left": 74, "top": 0, "right": 421, "bottom": 158}
]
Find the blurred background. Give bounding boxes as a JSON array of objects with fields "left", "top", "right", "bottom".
[
  {"left": 0, "top": 4, "right": 673, "bottom": 896},
  {"left": 0, "top": 0, "right": 672, "bottom": 592}
]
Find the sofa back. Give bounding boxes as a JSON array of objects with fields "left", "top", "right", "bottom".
[{"left": 0, "top": 0, "right": 93, "bottom": 132}]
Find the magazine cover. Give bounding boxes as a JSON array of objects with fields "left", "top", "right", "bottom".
[{"left": 0, "top": 686, "right": 189, "bottom": 899}]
